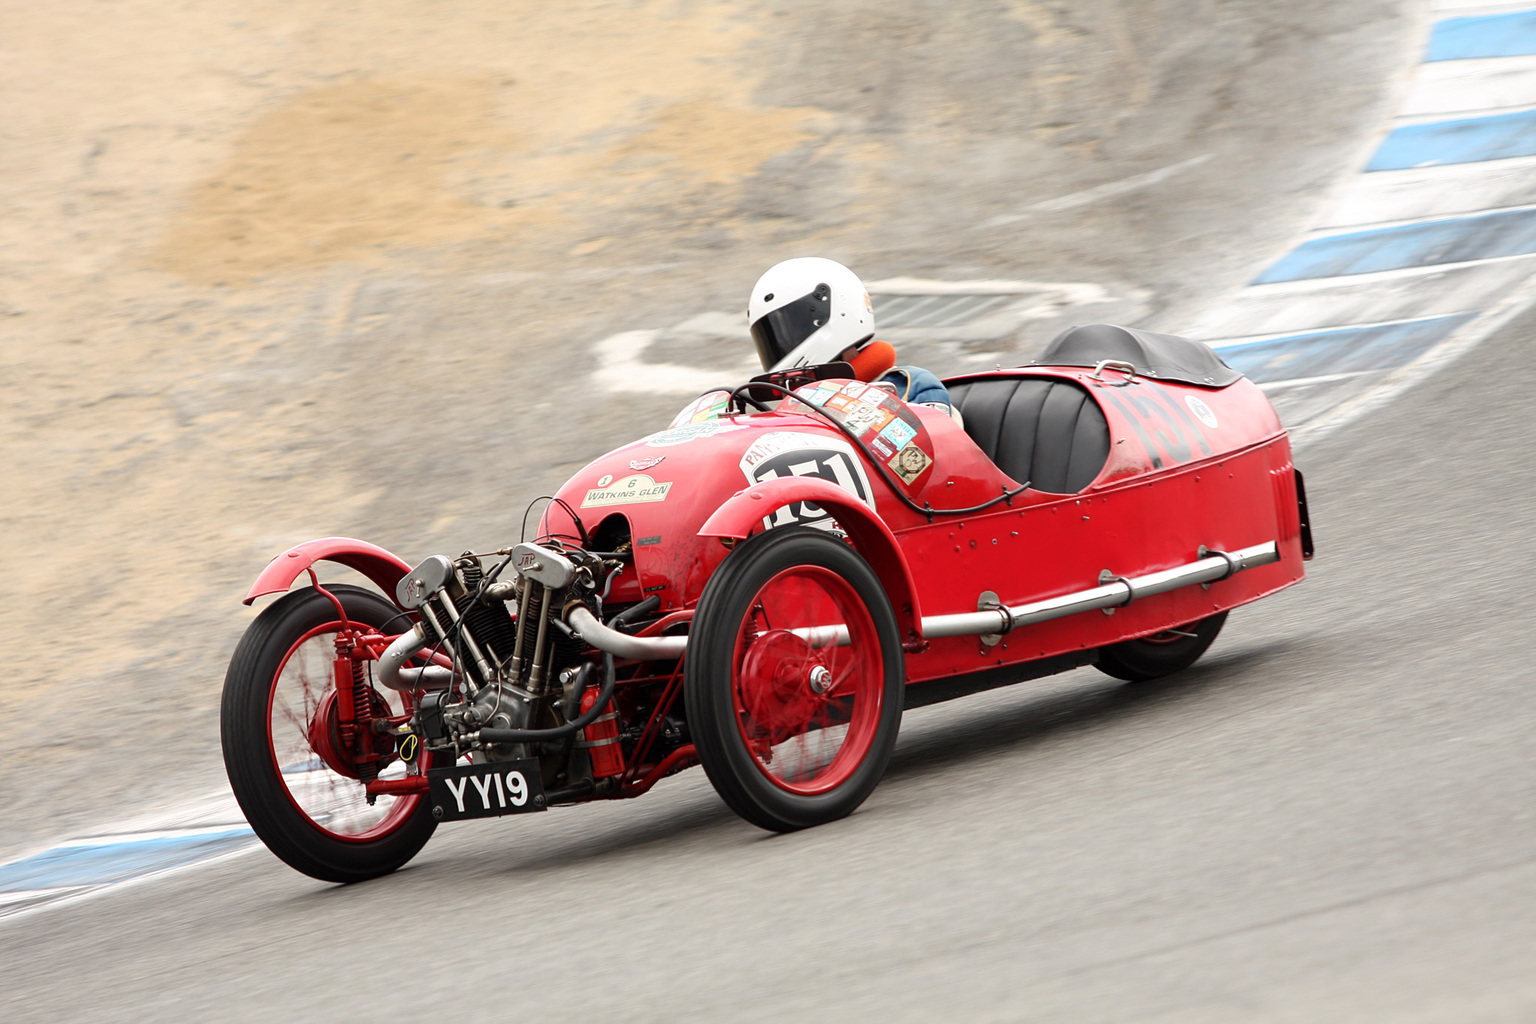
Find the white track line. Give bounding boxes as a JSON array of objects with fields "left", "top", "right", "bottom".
[
  {"left": 1403, "top": 55, "right": 1536, "bottom": 114},
  {"left": 979, "top": 154, "right": 1213, "bottom": 225},
  {"left": 1193, "top": 256, "right": 1536, "bottom": 339},
  {"left": 1321, "top": 154, "right": 1536, "bottom": 227}
]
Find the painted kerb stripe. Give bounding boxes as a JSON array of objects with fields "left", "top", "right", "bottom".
[
  {"left": 1427, "top": 10, "right": 1536, "bottom": 62},
  {"left": 1213, "top": 314, "right": 1476, "bottom": 382},
  {"left": 1368, "top": 107, "right": 1536, "bottom": 170},
  {"left": 1254, "top": 206, "right": 1536, "bottom": 282},
  {"left": 0, "top": 829, "right": 256, "bottom": 893}
]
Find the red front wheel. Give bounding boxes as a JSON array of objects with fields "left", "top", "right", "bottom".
[
  {"left": 687, "top": 527, "right": 903, "bottom": 832},
  {"left": 221, "top": 584, "right": 441, "bottom": 882}
]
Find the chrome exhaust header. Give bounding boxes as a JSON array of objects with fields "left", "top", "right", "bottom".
[
  {"left": 377, "top": 625, "right": 455, "bottom": 691},
  {"left": 566, "top": 606, "right": 687, "bottom": 661}
]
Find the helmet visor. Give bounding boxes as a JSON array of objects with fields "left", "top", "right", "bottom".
[{"left": 750, "top": 284, "right": 832, "bottom": 368}]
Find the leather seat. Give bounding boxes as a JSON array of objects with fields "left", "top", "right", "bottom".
[{"left": 944, "top": 376, "right": 1110, "bottom": 493}]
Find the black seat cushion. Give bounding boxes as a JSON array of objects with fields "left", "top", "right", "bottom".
[{"left": 945, "top": 376, "right": 1110, "bottom": 493}]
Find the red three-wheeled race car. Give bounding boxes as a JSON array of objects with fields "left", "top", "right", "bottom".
[{"left": 221, "top": 323, "right": 1313, "bottom": 882}]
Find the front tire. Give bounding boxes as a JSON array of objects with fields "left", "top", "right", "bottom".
[
  {"left": 686, "top": 527, "right": 904, "bottom": 832},
  {"left": 221, "top": 584, "right": 440, "bottom": 883},
  {"left": 1094, "top": 611, "right": 1228, "bottom": 682}
]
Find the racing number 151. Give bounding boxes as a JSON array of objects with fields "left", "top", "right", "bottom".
[{"left": 1102, "top": 389, "right": 1213, "bottom": 469}]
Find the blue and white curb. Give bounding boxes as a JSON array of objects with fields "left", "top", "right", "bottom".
[
  {"left": 0, "top": 791, "right": 258, "bottom": 922},
  {"left": 1196, "top": 0, "right": 1536, "bottom": 441}
]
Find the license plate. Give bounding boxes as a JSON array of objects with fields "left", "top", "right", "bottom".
[{"left": 427, "top": 758, "right": 547, "bottom": 821}]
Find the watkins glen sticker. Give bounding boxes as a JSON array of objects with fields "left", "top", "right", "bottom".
[
  {"left": 581, "top": 473, "right": 673, "bottom": 508},
  {"left": 738, "top": 432, "right": 874, "bottom": 531},
  {"left": 1185, "top": 394, "right": 1219, "bottom": 429},
  {"left": 888, "top": 442, "right": 933, "bottom": 485},
  {"left": 642, "top": 421, "right": 746, "bottom": 447}
]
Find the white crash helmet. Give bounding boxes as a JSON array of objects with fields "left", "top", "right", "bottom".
[{"left": 747, "top": 257, "right": 876, "bottom": 371}]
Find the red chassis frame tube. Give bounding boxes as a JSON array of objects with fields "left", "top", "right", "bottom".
[
  {"left": 366, "top": 777, "right": 429, "bottom": 796},
  {"left": 620, "top": 745, "right": 698, "bottom": 798}
]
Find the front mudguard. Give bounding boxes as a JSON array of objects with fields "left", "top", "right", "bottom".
[
  {"left": 244, "top": 536, "right": 413, "bottom": 608},
  {"left": 698, "top": 475, "right": 922, "bottom": 649}
]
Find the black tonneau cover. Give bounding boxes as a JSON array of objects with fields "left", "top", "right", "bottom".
[{"left": 1035, "top": 323, "right": 1242, "bottom": 388}]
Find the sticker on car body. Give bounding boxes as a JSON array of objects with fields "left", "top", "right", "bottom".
[
  {"left": 739, "top": 432, "right": 874, "bottom": 531},
  {"left": 888, "top": 442, "right": 933, "bottom": 484},
  {"left": 581, "top": 473, "right": 673, "bottom": 507},
  {"left": 1185, "top": 394, "right": 1219, "bottom": 428},
  {"left": 642, "top": 421, "right": 747, "bottom": 447}
]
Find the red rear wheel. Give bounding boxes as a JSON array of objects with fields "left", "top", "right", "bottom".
[
  {"left": 688, "top": 527, "right": 903, "bottom": 831},
  {"left": 1094, "top": 611, "right": 1229, "bottom": 681},
  {"left": 222, "top": 584, "right": 441, "bottom": 882}
]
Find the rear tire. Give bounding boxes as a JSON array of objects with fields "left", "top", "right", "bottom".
[
  {"left": 1094, "top": 611, "right": 1228, "bottom": 682},
  {"left": 222, "top": 584, "right": 439, "bottom": 883},
  {"left": 686, "top": 527, "right": 904, "bottom": 832}
]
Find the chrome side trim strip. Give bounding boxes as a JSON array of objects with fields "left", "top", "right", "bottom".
[{"left": 920, "top": 541, "right": 1279, "bottom": 640}]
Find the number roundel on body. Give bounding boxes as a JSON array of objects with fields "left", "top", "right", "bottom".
[{"left": 737, "top": 432, "right": 875, "bottom": 531}]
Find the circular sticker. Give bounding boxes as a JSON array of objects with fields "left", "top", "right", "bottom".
[
  {"left": 597, "top": 474, "right": 613, "bottom": 487},
  {"left": 1185, "top": 394, "right": 1219, "bottom": 429}
]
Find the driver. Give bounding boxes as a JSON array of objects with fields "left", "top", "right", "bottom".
[{"left": 746, "top": 257, "right": 956, "bottom": 415}]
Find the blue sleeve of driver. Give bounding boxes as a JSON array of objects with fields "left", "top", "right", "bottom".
[{"left": 879, "top": 366, "right": 952, "bottom": 408}]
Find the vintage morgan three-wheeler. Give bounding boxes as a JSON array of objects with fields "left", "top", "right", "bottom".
[{"left": 221, "top": 323, "right": 1314, "bottom": 882}]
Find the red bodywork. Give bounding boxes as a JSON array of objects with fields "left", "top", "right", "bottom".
[
  {"left": 248, "top": 366, "right": 1306, "bottom": 803},
  {"left": 540, "top": 368, "right": 1306, "bottom": 688}
]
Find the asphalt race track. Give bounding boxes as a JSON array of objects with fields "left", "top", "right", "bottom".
[
  {"left": 4, "top": 1, "right": 1535, "bottom": 1021},
  {"left": 5, "top": 314, "right": 1534, "bottom": 1020}
]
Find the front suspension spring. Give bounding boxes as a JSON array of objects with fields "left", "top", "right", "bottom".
[{"left": 349, "top": 649, "right": 381, "bottom": 782}]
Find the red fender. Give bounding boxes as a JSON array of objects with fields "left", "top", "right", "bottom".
[
  {"left": 244, "top": 536, "right": 414, "bottom": 607},
  {"left": 699, "top": 476, "right": 923, "bottom": 648}
]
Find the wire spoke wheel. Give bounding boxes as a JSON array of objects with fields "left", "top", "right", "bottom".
[
  {"left": 268, "top": 623, "right": 422, "bottom": 841},
  {"left": 732, "top": 567, "right": 882, "bottom": 794},
  {"left": 687, "top": 527, "right": 903, "bottom": 832},
  {"left": 222, "top": 584, "right": 441, "bottom": 882}
]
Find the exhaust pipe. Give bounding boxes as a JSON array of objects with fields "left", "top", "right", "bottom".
[
  {"left": 566, "top": 606, "right": 688, "bottom": 661},
  {"left": 377, "top": 625, "right": 455, "bottom": 691}
]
